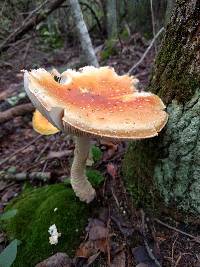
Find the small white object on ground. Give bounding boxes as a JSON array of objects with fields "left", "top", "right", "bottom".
[
  {"left": 54, "top": 208, "right": 58, "bottom": 212},
  {"left": 48, "top": 224, "right": 61, "bottom": 245}
]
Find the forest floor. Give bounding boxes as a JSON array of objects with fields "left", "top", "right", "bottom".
[{"left": 0, "top": 34, "right": 200, "bottom": 267}]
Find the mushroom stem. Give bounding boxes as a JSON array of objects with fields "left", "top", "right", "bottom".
[{"left": 70, "top": 136, "right": 96, "bottom": 203}]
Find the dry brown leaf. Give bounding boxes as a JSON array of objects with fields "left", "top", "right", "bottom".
[
  {"left": 35, "top": 252, "right": 72, "bottom": 267},
  {"left": 107, "top": 163, "right": 117, "bottom": 178},
  {"left": 111, "top": 250, "right": 126, "bottom": 267}
]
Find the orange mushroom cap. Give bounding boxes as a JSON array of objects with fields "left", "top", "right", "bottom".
[
  {"left": 32, "top": 109, "right": 59, "bottom": 135},
  {"left": 24, "top": 66, "right": 168, "bottom": 140}
]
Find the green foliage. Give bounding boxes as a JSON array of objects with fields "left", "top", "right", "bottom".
[
  {"left": 37, "top": 24, "right": 63, "bottom": 49},
  {"left": 91, "top": 145, "right": 102, "bottom": 162},
  {"left": 101, "top": 39, "right": 118, "bottom": 60},
  {"left": 0, "top": 210, "right": 19, "bottom": 267},
  {"left": 0, "top": 210, "right": 17, "bottom": 221},
  {"left": 0, "top": 239, "right": 19, "bottom": 267},
  {"left": 87, "top": 169, "right": 105, "bottom": 187},
  {"left": 120, "top": 28, "right": 130, "bottom": 40},
  {"left": 122, "top": 140, "right": 160, "bottom": 210},
  {"left": 7, "top": 92, "right": 26, "bottom": 107},
  {"left": 4, "top": 184, "right": 90, "bottom": 267}
]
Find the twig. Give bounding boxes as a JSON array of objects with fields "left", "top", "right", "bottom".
[
  {"left": 0, "top": 60, "right": 13, "bottom": 68},
  {"left": 0, "top": 103, "right": 34, "bottom": 124},
  {"left": 111, "top": 187, "right": 120, "bottom": 208},
  {"left": 141, "top": 210, "right": 162, "bottom": 267},
  {"left": 128, "top": 27, "right": 164, "bottom": 74},
  {"left": 154, "top": 218, "right": 200, "bottom": 244},
  {"left": 0, "top": 135, "right": 42, "bottom": 166},
  {"left": 22, "top": 39, "right": 31, "bottom": 67},
  {"left": 0, "top": 182, "right": 15, "bottom": 193},
  {"left": 171, "top": 235, "right": 178, "bottom": 267},
  {"left": 150, "top": 0, "right": 157, "bottom": 53},
  {"left": 35, "top": 142, "right": 50, "bottom": 162}
]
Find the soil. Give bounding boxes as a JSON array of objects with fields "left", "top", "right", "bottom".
[{"left": 0, "top": 34, "right": 200, "bottom": 267}]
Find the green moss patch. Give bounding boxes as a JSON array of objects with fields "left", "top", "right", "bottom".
[
  {"left": 122, "top": 139, "right": 165, "bottom": 214},
  {"left": 4, "top": 184, "right": 90, "bottom": 267}
]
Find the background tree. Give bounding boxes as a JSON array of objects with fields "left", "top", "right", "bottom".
[
  {"left": 123, "top": 0, "right": 200, "bottom": 217},
  {"left": 106, "top": 0, "right": 118, "bottom": 39}
]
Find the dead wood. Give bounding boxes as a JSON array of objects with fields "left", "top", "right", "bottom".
[
  {"left": 0, "top": 103, "right": 34, "bottom": 124},
  {"left": 0, "top": 171, "right": 51, "bottom": 181},
  {"left": 0, "top": 0, "right": 66, "bottom": 53}
]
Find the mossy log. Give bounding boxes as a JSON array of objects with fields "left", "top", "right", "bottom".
[{"left": 123, "top": 0, "right": 200, "bottom": 217}]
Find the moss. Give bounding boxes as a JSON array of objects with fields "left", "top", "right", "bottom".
[
  {"left": 101, "top": 39, "right": 118, "bottom": 60},
  {"left": 148, "top": 0, "right": 200, "bottom": 104},
  {"left": 4, "top": 184, "right": 90, "bottom": 267},
  {"left": 122, "top": 140, "right": 162, "bottom": 211},
  {"left": 87, "top": 169, "right": 105, "bottom": 187},
  {"left": 91, "top": 145, "right": 103, "bottom": 162}
]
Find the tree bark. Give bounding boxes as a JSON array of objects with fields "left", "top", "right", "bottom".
[
  {"left": 106, "top": 0, "right": 118, "bottom": 39},
  {"left": 123, "top": 0, "right": 200, "bottom": 217},
  {"left": 69, "top": 0, "right": 99, "bottom": 67},
  {"left": 165, "top": 0, "right": 175, "bottom": 24}
]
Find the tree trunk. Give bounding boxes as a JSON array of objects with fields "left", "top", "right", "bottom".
[
  {"left": 123, "top": 0, "right": 200, "bottom": 217},
  {"left": 69, "top": 0, "right": 99, "bottom": 67},
  {"left": 106, "top": 0, "right": 118, "bottom": 39},
  {"left": 165, "top": 0, "right": 175, "bottom": 24}
]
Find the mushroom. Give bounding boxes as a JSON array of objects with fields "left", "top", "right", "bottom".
[
  {"left": 32, "top": 109, "right": 60, "bottom": 135},
  {"left": 24, "top": 66, "right": 168, "bottom": 203}
]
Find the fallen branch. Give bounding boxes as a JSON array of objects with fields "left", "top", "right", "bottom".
[
  {"left": 0, "top": 103, "right": 34, "bottom": 124},
  {"left": 0, "top": 88, "right": 15, "bottom": 101},
  {"left": 128, "top": 27, "right": 165, "bottom": 74},
  {"left": 154, "top": 218, "right": 200, "bottom": 244},
  {"left": 0, "top": 0, "right": 66, "bottom": 53},
  {"left": 0, "top": 171, "right": 51, "bottom": 181},
  {"left": 47, "top": 150, "right": 73, "bottom": 160}
]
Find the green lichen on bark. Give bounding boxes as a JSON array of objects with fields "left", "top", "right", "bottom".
[
  {"left": 154, "top": 90, "right": 200, "bottom": 214},
  {"left": 123, "top": 90, "right": 200, "bottom": 216},
  {"left": 123, "top": 0, "right": 200, "bottom": 217}
]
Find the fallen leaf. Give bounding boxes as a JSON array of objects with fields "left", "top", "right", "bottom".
[
  {"left": 111, "top": 250, "right": 126, "bottom": 267},
  {"left": 87, "top": 219, "right": 108, "bottom": 240},
  {"left": 76, "top": 240, "right": 97, "bottom": 258},
  {"left": 76, "top": 218, "right": 109, "bottom": 263},
  {"left": 101, "top": 140, "right": 118, "bottom": 161},
  {"left": 87, "top": 251, "right": 101, "bottom": 265},
  {"left": 132, "top": 246, "right": 160, "bottom": 267},
  {"left": 107, "top": 163, "right": 117, "bottom": 178},
  {"left": 35, "top": 252, "right": 72, "bottom": 267}
]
